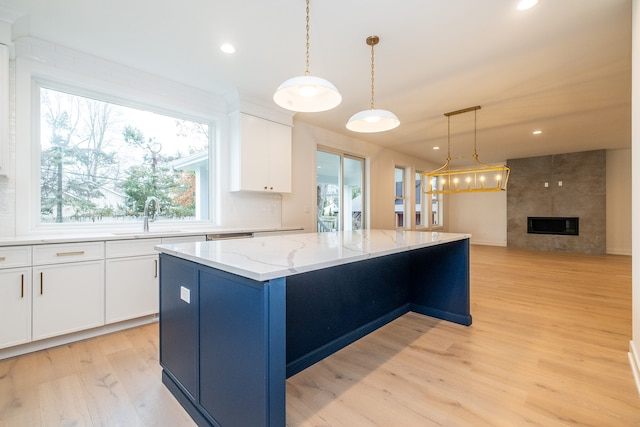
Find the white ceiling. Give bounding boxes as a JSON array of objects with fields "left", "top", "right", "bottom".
[{"left": 0, "top": 0, "right": 632, "bottom": 165}]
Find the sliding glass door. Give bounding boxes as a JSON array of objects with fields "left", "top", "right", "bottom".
[{"left": 316, "top": 150, "right": 365, "bottom": 232}]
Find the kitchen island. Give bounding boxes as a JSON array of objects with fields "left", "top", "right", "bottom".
[{"left": 155, "top": 230, "right": 471, "bottom": 427}]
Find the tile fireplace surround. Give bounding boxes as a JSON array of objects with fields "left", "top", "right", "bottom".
[{"left": 506, "top": 150, "right": 605, "bottom": 254}]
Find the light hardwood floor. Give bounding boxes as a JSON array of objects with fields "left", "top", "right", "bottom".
[{"left": 0, "top": 245, "right": 638, "bottom": 426}]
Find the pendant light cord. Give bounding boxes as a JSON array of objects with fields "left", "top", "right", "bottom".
[
  {"left": 304, "top": 0, "right": 310, "bottom": 76},
  {"left": 447, "top": 115, "right": 452, "bottom": 160},
  {"left": 370, "top": 41, "right": 376, "bottom": 109},
  {"left": 473, "top": 108, "right": 479, "bottom": 160}
]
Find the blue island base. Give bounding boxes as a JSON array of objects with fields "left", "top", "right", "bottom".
[{"left": 159, "top": 238, "right": 471, "bottom": 427}]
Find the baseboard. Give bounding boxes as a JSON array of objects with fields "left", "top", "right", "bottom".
[
  {"left": 629, "top": 340, "right": 640, "bottom": 394},
  {"left": 0, "top": 315, "right": 158, "bottom": 361},
  {"left": 470, "top": 239, "right": 507, "bottom": 247},
  {"left": 606, "top": 247, "right": 632, "bottom": 256}
]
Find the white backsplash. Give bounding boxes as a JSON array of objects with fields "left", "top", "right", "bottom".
[
  {"left": 223, "top": 191, "right": 282, "bottom": 228},
  {"left": 0, "top": 60, "right": 15, "bottom": 237}
]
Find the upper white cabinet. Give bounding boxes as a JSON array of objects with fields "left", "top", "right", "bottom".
[
  {"left": 230, "top": 113, "right": 292, "bottom": 193},
  {"left": 0, "top": 44, "right": 8, "bottom": 176}
]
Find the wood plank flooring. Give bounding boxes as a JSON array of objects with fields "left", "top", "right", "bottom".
[{"left": 0, "top": 245, "right": 638, "bottom": 426}]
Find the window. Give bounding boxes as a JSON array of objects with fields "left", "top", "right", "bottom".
[
  {"left": 415, "top": 171, "right": 423, "bottom": 227},
  {"left": 416, "top": 172, "right": 444, "bottom": 229},
  {"left": 395, "top": 167, "right": 406, "bottom": 228},
  {"left": 316, "top": 150, "right": 365, "bottom": 232},
  {"left": 430, "top": 176, "right": 444, "bottom": 227},
  {"left": 37, "top": 85, "right": 211, "bottom": 225}
]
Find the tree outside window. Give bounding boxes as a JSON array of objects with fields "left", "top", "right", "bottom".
[{"left": 39, "top": 87, "right": 210, "bottom": 224}]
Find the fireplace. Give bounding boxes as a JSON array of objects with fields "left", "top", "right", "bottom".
[{"left": 527, "top": 217, "right": 579, "bottom": 236}]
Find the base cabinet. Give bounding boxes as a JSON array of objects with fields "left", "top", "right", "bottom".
[
  {"left": 106, "top": 256, "right": 158, "bottom": 323},
  {"left": 159, "top": 255, "right": 199, "bottom": 400},
  {"left": 0, "top": 268, "right": 31, "bottom": 349},
  {"left": 32, "top": 260, "right": 105, "bottom": 340},
  {"left": 159, "top": 254, "right": 286, "bottom": 427}
]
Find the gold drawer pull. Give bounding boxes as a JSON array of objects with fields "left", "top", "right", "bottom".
[
  {"left": 56, "top": 251, "right": 85, "bottom": 257},
  {"left": 0, "top": 256, "right": 6, "bottom": 261}
]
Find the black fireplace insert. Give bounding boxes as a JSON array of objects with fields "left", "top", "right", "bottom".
[{"left": 527, "top": 217, "right": 579, "bottom": 236}]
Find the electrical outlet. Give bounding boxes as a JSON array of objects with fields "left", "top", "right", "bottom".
[
  {"left": 180, "top": 286, "right": 191, "bottom": 304},
  {"left": 558, "top": 181, "right": 563, "bottom": 186},
  {"left": 544, "top": 182, "right": 548, "bottom": 187}
]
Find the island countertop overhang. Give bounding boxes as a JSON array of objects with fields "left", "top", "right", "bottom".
[{"left": 155, "top": 230, "right": 471, "bottom": 282}]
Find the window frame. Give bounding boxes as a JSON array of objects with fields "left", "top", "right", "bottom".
[
  {"left": 316, "top": 147, "right": 367, "bottom": 232},
  {"left": 394, "top": 166, "right": 407, "bottom": 229},
  {"left": 415, "top": 170, "right": 445, "bottom": 231},
  {"left": 15, "top": 57, "right": 221, "bottom": 235}
]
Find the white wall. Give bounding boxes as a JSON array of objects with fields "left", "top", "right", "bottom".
[
  {"left": 607, "top": 148, "right": 632, "bottom": 255},
  {"left": 630, "top": 0, "right": 640, "bottom": 394},
  {"left": 446, "top": 189, "right": 507, "bottom": 246}
]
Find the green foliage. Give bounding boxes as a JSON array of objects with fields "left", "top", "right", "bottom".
[{"left": 39, "top": 88, "right": 200, "bottom": 223}]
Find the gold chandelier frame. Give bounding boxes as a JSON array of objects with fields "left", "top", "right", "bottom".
[{"left": 423, "top": 106, "right": 510, "bottom": 195}]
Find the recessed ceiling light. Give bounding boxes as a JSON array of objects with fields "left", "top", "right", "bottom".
[
  {"left": 433, "top": 146, "right": 440, "bottom": 150},
  {"left": 220, "top": 43, "right": 236, "bottom": 54},
  {"left": 517, "top": 0, "right": 538, "bottom": 11},
  {"left": 532, "top": 130, "right": 542, "bottom": 135}
]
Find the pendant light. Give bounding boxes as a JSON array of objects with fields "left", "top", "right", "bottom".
[
  {"left": 346, "top": 35, "right": 400, "bottom": 133},
  {"left": 423, "top": 106, "right": 510, "bottom": 194},
  {"left": 273, "top": 0, "right": 341, "bottom": 113}
]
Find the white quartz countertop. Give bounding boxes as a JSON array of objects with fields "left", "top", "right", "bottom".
[
  {"left": 0, "top": 226, "right": 303, "bottom": 247},
  {"left": 155, "top": 230, "right": 471, "bottom": 282}
]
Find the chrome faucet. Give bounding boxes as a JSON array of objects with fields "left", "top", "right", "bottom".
[{"left": 143, "top": 197, "right": 160, "bottom": 232}]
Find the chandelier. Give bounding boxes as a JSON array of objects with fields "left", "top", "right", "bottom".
[{"left": 424, "top": 106, "right": 510, "bottom": 194}]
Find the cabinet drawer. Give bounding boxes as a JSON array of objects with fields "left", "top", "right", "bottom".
[
  {"left": 161, "top": 235, "right": 205, "bottom": 244},
  {"left": 0, "top": 246, "right": 31, "bottom": 269},
  {"left": 106, "top": 238, "right": 161, "bottom": 258},
  {"left": 33, "top": 242, "right": 104, "bottom": 265}
]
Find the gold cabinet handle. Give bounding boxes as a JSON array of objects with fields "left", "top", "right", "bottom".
[
  {"left": 0, "top": 256, "right": 6, "bottom": 261},
  {"left": 56, "top": 251, "right": 85, "bottom": 256},
  {"left": 40, "top": 272, "right": 43, "bottom": 295}
]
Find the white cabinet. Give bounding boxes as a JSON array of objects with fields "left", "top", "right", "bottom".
[
  {"left": 105, "top": 238, "right": 161, "bottom": 324},
  {"left": 230, "top": 113, "right": 292, "bottom": 193},
  {"left": 32, "top": 242, "right": 105, "bottom": 340},
  {"left": 0, "top": 246, "right": 32, "bottom": 349},
  {"left": 105, "top": 235, "right": 205, "bottom": 323},
  {"left": 0, "top": 44, "right": 8, "bottom": 176}
]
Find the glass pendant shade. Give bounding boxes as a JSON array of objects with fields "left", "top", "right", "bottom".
[
  {"left": 273, "top": 75, "right": 342, "bottom": 112},
  {"left": 346, "top": 108, "right": 400, "bottom": 133},
  {"left": 347, "top": 35, "right": 399, "bottom": 133}
]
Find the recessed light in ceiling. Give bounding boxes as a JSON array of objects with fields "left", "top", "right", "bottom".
[
  {"left": 433, "top": 146, "right": 440, "bottom": 150},
  {"left": 532, "top": 130, "right": 542, "bottom": 135},
  {"left": 220, "top": 43, "right": 236, "bottom": 54},
  {"left": 517, "top": 0, "right": 538, "bottom": 11}
]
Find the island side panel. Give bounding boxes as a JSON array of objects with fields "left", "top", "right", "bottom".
[
  {"left": 285, "top": 251, "right": 411, "bottom": 377},
  {"left": 199, "top": 269, "right": 286, "bottom": 427},
  {"left": 409, "top": 239, "right": 472, "bottom": 326}
]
